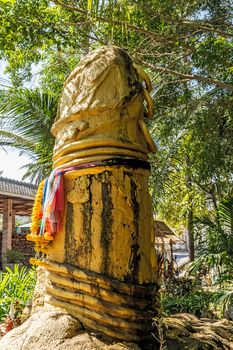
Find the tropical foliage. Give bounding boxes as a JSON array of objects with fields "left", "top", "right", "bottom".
[
  {"left": 162, "top": 289, "right": 223, "bottom": 318},
  {"left": 0, "top": 265, "right": 36, "bottom": 322},
  {"left": 191, "top": 199, "right": 233, "bottom": 285},
  {"left": 161, "top": 275, "right": 232, "bottom": 318},
  {"left": 0, "top": 86, "right": 56, "bottom": 183},
  {"left": 0, "top": 0, "right": 232, "bottom": 263}
]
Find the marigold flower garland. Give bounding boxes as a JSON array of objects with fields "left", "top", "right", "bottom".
[
  {"left": 27, "top": 179, "right": 52, "bottom": 260},
  {"left": 27, "top": 161, "right": 105, "bottom": 265},
  {"left": 30, "top": 179, "right": 45, "bottom": 235}
]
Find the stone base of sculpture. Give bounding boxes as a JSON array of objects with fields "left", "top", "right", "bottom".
[
  {"left": 0, "top": 269, "right": 232, "bottom": 350},
  {"left": 45, "top": 261, "right": 159, "bottom": 342},
  {"left": 0, "top": 306, "right": 144, "bottom": 350},
  {"left": 30, "top": 164, "right": 159, "bottom": 342},
  {"left": 0, "top": 268, "right": 158, "bottom": 350}
]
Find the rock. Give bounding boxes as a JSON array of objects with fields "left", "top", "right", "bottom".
[
  {"left": 162, "top": 313, "right": 233, "bottom": 350},
  {"left": 0, "top": 306, "right": 140, "bottom": 350},
  {"left": 0, "top": 306, "right": 80, "bottom": 350},
  {"left": 1, "top": 307, "right": 233, "bottom": 350},
  {"left": 31, "top": 267, "right": 49, "bottom": 313}
]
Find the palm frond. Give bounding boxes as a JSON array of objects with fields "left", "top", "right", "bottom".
[
  {"left": 0, "top": 87, "right": 56, "bottom": 183},
  {"left": 194, "top": 216, "right": 216, "bottom": 228},
  {"left": 0, "top": 87, "right": 56, "bottom": 144},
  {"left": 0, "top": 130, "right": 35, "bottom": 153},
  {"left": 87, "top": 0, "right": 117, "bottom": 16},
  {"left": 218, "top": 289, "right": 233, "bottom": 315},
  {"left": 218, "top": 200, "right": 233, "bottom": 233},
  {"left": 20, "top": 159, "right": 52, "bottom": 184}
]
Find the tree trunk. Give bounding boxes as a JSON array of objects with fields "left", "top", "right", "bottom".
[
  {"left": 185, "top": 156, "right": 195, "bottom": 262},
  {"left": 187, "top": 206, "right": 194, "bottom": 261}
]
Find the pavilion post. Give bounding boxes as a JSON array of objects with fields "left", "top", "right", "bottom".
[
  {"left": 2, "top": 198, "right": 13, "bottom": 267},
  {"left": 170, "top": 240, "right": 174, "bottom": 275},
  {"left": 12, "top": 209, "right": 15, "bottom": 234}
]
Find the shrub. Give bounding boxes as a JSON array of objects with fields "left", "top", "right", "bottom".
[
  {"left": 161, "top": 289, "right": 224, "bottom": 318},
  {"left": 5, "top": 249, "right": 23, "bottom": 263},
  {"left": 0, "top": 264, "right": 36, "bottom": 322},
  {"left": 165, "top": 276, "right": 196, "bottom": 296},
  {"left": 161, "top": 276, "right": 224, "bottom": 318}
]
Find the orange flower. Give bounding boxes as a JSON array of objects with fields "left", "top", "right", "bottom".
[{"left": 30, "top": 180, "right": 45, "bottom": 235}]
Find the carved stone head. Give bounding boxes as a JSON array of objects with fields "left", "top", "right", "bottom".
[{"left": 51, "top": 46, "right": 156, "bottom": 168}]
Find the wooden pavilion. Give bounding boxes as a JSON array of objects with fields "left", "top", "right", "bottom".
[
  {"left": 0, "top": 177, "right": 36, "bottom": 267},
  {"left": 154, "top": 220, "right": 186, "bottom": 274},
  {"left": 154, "top": 220, "right": 184, "bottom": 245}
]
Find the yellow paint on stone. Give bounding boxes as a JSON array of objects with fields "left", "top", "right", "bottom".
[{"left": 29, "top": 46, "right": 160, "bottom": 343}]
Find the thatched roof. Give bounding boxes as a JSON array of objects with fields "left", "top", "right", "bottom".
[
  {"left": 154, "top": 220, "right": 185, "bottom": 245},
  {"left": 0, "top": 177, "right": 36, "bottom": 216}
]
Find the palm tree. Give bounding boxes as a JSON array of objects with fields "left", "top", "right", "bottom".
[
  {"left": 0, "top": 86, "right": 57, "bottom": 184},
  {"left": 190, "top": 199, "right": 233, "bottom": 285}
]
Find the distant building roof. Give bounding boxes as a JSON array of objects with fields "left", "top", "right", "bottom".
[
  {"left": 18, "top": 222, "right": 31, "bottom": 228},
  {"left": 0, "top": 177, "right": 37, "bottom": 216},
  {"left": 0, "top": 177, "right": 37, "bottom": 199},
  {"left": 154, "top": 220, "right": 185, "bottom": 245}
]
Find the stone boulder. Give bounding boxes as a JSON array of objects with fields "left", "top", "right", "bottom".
[
  {"left": 1, "top": 308, "right": 233, "bottom": 350},
  {"left": 0, "top": 305, "right": 140, "bottom": 350},
  {"left": 163, "top": 313, "right": 233, "bottom": 350}
]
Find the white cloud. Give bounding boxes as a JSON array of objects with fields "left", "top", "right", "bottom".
[{"left": 0, "top": 149, "right": 32, "bottom": 182}]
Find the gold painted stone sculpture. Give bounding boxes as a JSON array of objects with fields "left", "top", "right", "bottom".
[
  {"left": 28, "top": 46, "right": 159, "bottom": 344},
  {"left": 2, "top": 47, "right": 233, "bottom": 350}
]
